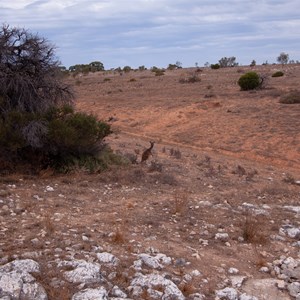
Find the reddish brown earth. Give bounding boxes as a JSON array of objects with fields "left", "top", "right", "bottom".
[{"left": 1, "top": 65, "right": 299, "bottom": 299}]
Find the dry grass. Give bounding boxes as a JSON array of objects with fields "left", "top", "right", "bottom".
[
  {"left": 279, "top": 89, "right": 300, "bottom": 104},
  {"left": 173, "top": 190, "right": 189, "bottom": 215},
  {"left": 242, "top": 216, "right": 267, "bottom": 245}
]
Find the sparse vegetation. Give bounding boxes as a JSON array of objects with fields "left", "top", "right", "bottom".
[
  {"left": 238, "top": 71, "right": 262, "bottom": 90},
  {"left": 279, "top": 90, "right": 300, "bottom": 104},
  {"left": 179, "top": 71, "right": 201, "bottom": 83},
  {"left": 218, "top": 56, "right": 238, "bottom": 68},
  {"left": 272, "top": 71, "right": 284, "bottom": 77},
  {"left": 277, "top": 52, "right": 289, "bottom": 65},
  {"left": 210, "top": 63, "right": 220, "bottom": 69}
]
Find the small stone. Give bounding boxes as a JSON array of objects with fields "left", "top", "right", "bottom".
[
  {"left": 82, "top": 235, "right": 89, "bottom": 241},
  {"left": 228, "top": 268, "right": 239, "bottom": 274},
  {"left": 191, "top": 270, "right": 202, "bottom": 277},
  {"left": 97, "top": 252, "right": 119, "bottom": 266},
  {"left": 276, "top": 280, "right": 286, "bottom": 290},
  {"left": 45, "top": 186, "right": 54, "bottom": 192},
  {"left": 239, "top": 294, "right": 258, "bottom": 300},
  {"left": 215, "top": 232, "right": 229, "bottom": 241},
  {"left": 174, "top": 258, "right": 186, "bottom": 267},
  {"left": 215, "top": 287, "right": 238, "bottom": 300},
  {"left": 259, "top": 267, "right": 269, "bottom": 273}
]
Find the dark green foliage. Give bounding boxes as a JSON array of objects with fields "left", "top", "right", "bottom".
[
  {"left": 0, "top": 105, "right": 112, "bottom": 173},
  {"left": 69, "top": 61, "right": 104, "bottom": 74},
  {"left": 210, "top": 64, "right": 220, "bottom": 69},
  {"left": 279, "top": 90, "right": 300, "bottom": 104},
  {"left": 277, "top": 52, "right": 289, "bottom": 64},
  {"left": 218, "top": 56, "right": 238, "bottom": 68},
  {"left": 123, "top": 66, "right": 132, "bottom": 73},
  {"left": 272, "top": 71, "right": 284, "bottom": 77},
  {"left": 238, "top": 72, "right": 261, "bottom": 91},
  {"left": 151, "top": 67, "right": 165, "bottom": 76}
]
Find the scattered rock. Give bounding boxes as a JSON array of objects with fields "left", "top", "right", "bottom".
[
  {"left": 129, "top": 273, "right": 185, "bottom": 300},
  {"left": 72, "top": 287, "right": 108, "bottom": 300},
  {"left": 97, "top": 252, "right": 119, "bottom": 266},
  {"left": 0, "top": 259, "right": 47, "bottom": 300}
]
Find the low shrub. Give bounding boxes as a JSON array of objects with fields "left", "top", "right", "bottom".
[
  {"left": 210, "top": 64, "right": 220, "bottom": 69},
  {"left": 179, "top": 72, "right": 201, "bottom": 83},
  {"left": 238, "top": 71, "right": 262, "bottom": 91},
  {"left": 272, "top": 71, "right": 284, "bottom": 77},
  {"left": 0, "top": 105, "right": 112, "bottom": 173},
  {"left": 279, "top": 90, "right": 300, "bottom": 104}
]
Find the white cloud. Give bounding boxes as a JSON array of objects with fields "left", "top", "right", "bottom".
[{"left": 1, "top": 0, "right": 299, "bottom": 67}]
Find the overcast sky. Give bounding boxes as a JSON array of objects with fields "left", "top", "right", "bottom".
[{"left": 1, "top": 0, "right": 299, "bottom": 69}]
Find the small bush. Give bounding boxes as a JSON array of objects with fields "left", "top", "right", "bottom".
[
  {"left": 154, "top": 69, "right": 165, "bottom": 76},
  {"left": 279, "top": 90, "right": 300, "bottom": 104},
  {"left": 272, "top": 71, "right": 284, "bottom": 77},
  {"left": 238, "top": 72, "right": 262, "bottom": 91},
  {"left": 179, "top": 72, "right": 200, "bottom": 83},
  {"left": 103, "top": 78, "right": 111, "bottom": 82},
  {"left": 210, "top": 64, "right": 220, "bottom": 69},
  {"left": 0, "top": 106, "right": 112, "bottom": 173},
  {"left": 129, "top": 78, "right": 136, "bottom": 82}
]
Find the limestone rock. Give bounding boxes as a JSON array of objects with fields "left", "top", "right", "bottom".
[
  {"left": 0, "top": 259, "right": 47, "bottom": 300},
  {"left": 215, "top": 287, "right": 238, "bottom": 300},
  {"left": 129, "top": 273, "right": 184, "bottom": 300},
  {"left": 59, "top": 260, "right": 103, "bottom": 284},
  {"left": 72, "top": 287, "right": 108, "bottom": 300}
]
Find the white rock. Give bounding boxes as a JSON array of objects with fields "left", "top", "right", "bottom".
[
  {"left": 239, "top": 293, "right": 258, "bottom": 300},
  {"left": 191, "top": 270, "right": 202, "bottom": 277},
  {"left": 97, "top": 252, "right": 119, "bottom": 266},
  {"left": 288, "top": 282, "right": 300, "bottom": 297},
  {"left": 228, "top": 268, "right": 239, "bottom": 274},
  {"left": 60, "top": 260, "right": 103, "bottom": 284},
  {"left": 215, "top": 287, "right": 238, "bottom": 300},
  {"left": 230, "top": 276, "right": 246, "bottom": 288},
  {"left": 45, "top": 186, "right": 54, "bottom": 192},
  {"left": 111, "top": 285, "right": 127, "bottom": 298},
  {"left": 130, "top": 273, "right": 184, "bottom": 300},
  {"left": 0, "top": 260, "right": 47, "bottom": 300},
  {"left": 135, "top": 253, "right": 171, "bottom": 269},
  {"left": 259, "top": 267, "right": 269, "bottom": 273},
  {"left": 72, "top": 287, "right": 108, "bottom": 300},
  {"left": 215, "top": 233, "right": 229, "bottom": 241}
]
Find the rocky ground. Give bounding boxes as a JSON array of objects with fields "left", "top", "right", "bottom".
[{"left": 0, "top": 65, "right": 300, "bottom": 299}]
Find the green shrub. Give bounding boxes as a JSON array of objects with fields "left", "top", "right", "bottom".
[
  {"left": 279, "top": 90, "right": 300, "bottom": 104},
  {"left": 210, "top": 64, "right": 220, "bottom": 69},
  {"left": 179, "top": 72, "right": 201, "bottom": 83},
  {"left": 238, "top": 72, "right": 261, "bottom": 91},
  {"left": 154, "top": 69, "right": 165, "bottom": 76},
  {"left": 272, "top": 71, "right": 284, "bottom": 77},
  {"left": 0, "top": 105, "right": 112, "bottom": 173}
]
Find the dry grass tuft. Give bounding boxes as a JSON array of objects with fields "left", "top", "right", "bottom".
[
  {"left": 111, "top": 228, "right": 127, "bottom": 244},
  {"left": 173, "top": 190, "right": 189, "bottom": 215},
  {"left": 179, "top": 281, "right": 197, "bottom": 297},
  {"left": 242, "top": 216, "right": 267, "bottom": 245},
  {"left": 43, "top": 214, "right": 55, "bottom": 235}
]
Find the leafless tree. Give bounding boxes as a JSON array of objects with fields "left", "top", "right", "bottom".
[{"left": 0, "top": 24, "right": 73, "bottom": 115}]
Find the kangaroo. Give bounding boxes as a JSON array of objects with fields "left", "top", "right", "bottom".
[{"left": 141, "top": 141, "right": 155, "bottom": 163}]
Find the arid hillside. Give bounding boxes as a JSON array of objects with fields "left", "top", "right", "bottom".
[
  {"left": 73, "top": 65, "right": 300, "bottom": 171},
  {"left": 0, "top": 65, "right": 299, "bottom": 300}
]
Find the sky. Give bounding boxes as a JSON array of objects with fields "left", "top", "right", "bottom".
[{"left": 1, "top": 0, "right": 300, "bottom": 69}]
